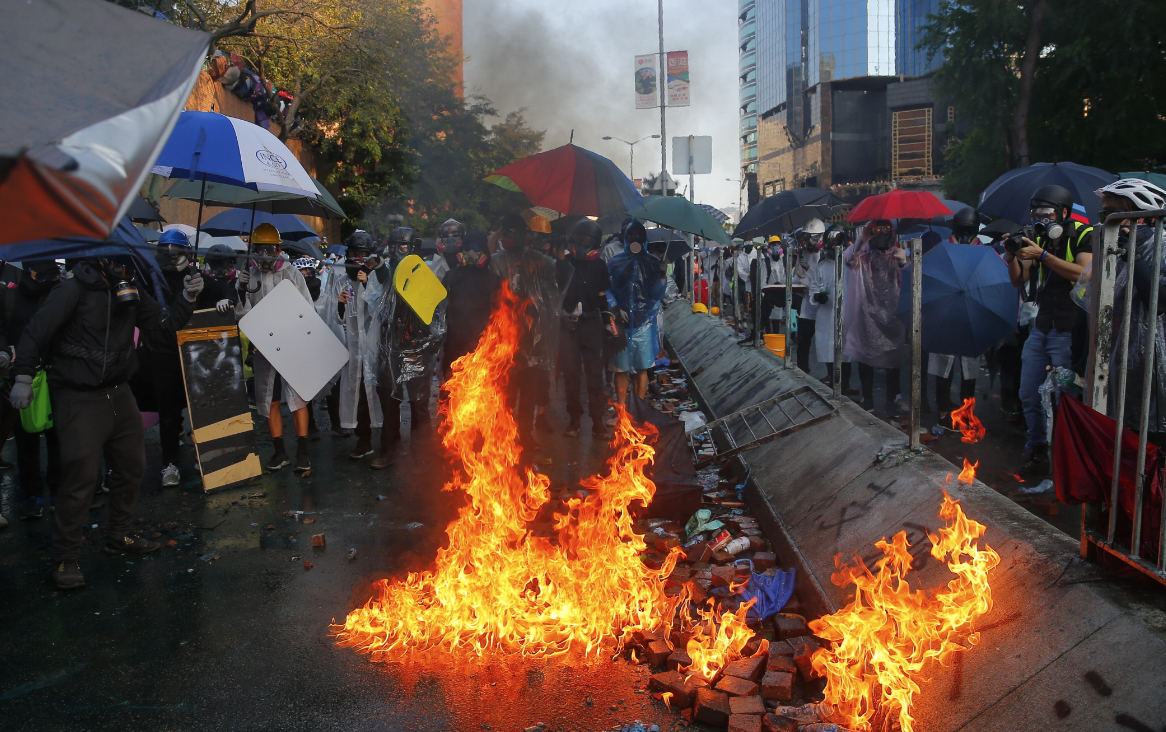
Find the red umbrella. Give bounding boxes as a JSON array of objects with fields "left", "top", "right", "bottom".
[
  {"left": 845, "top": 189, "right": 953, "bottom": 222},
  {"left": 484, "top": 144, "right": 643, "bottom": 217}
]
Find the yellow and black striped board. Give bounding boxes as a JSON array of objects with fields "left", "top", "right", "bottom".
[{"left": 177, "top": 309, "right": 262, "bottom": 493}]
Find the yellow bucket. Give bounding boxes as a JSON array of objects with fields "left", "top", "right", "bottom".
[{"left": 764, "top": 333, "right": 786, "bottom": 357}]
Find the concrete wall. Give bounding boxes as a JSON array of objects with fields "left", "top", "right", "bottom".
[{"left": 663, "top": 302, "right": 1166, "bottom": 732}]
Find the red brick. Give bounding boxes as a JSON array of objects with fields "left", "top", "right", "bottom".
[
  {"left": 782, "top": 595, "right": 801, "bottom": 613},
  {"left": 728, "top": 714, "right": 763, "bottom": 732},
  {"left": 646, "top": 639, "right": 672, "bottom": 667},
  {"left": 711, "top": 565, "right": 735, "bottom": 587},
  {"left": 766, "top": 654, "right": 797, "bottom": 674},
  {"left": 664, "top": 584, "right": 685, "bottom": 598},
  {"left": 787, "top": 634, "right": 820, "bottom": 653},
  {"left": 772, "top": 614, "right": 809, "bottom": 640},
  {"left": 311, "top": 533, "right": 326, "bottom": 547},
  {"left": 729, "top": 695, "right": 767, "bottom": 715},
  {"left": 694, "top": 688, "right": 731, "bottom": 726},
  {"left": 655, "top": 536, "right": 682, "bottom": 552},
  {"left": 762, "top": 713, "right": 799, "bottom": 732},
  {"left": 742, "top": 636, "right": 765, "bottom": 657},
  {"left": 760, "top": 671, "right": 793, "bottom": 700},
  {"left": 641, "top": 552, "right": 668, "bottom": 570},
  {"left": 685, "top": 543, "right": 713, "bottom": 564},
  {"left": 687, "top": 579, "right": 710, "bottom": 605},
  {"left": 680, "top": 708, "right": 694, "bottom": 723},
  {"left": 748, "top": 536, "right": 767, "bottom": 552},
  {"left": 741, "top": 527, "right": 764, "bottom": 536},
  {"left": 793, "top": 644, "right": 818, "bottom": 679},
  {"left": 715, "top": 675, "right": 760, "bottom": 697},
  {"left": 666, "top": 566, "right": 692, "bottom": 584},
  {"left": 666, "top": 676, "right": 700, "bottom": 709},
  {"left": 768, "top": 639, "right": 795, "bottom": 657},
  {"left": 712, "top": 549, "right": 737, "bottom": 564},
  {"left": 723, "top": 655, "right": 765, "bottom": 682},
  {"left": 752, "top": 551, "right": 777, "bottom": 570},
  {"left": 691, "top": 568, "right": 714, "bottom": 581},
  {"left": 649, "top": 670, "right": 682, "bottom": 692},
  {"left": 667, "top": 649, "right": 693, "bottom": 671}
]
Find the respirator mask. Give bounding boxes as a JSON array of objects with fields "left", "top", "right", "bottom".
[
  {"left": 867, "top": 222, "right": 894, "bottom": 251},
  {"left": 1030, "top": 207, "right": 1064, "bottom": 241}
]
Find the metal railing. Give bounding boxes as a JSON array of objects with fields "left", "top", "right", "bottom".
[{"left": 1084, "top": 210, "right": 1166, "bottom": 585}]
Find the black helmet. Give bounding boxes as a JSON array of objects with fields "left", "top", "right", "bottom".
[
  {"left": 1030, "top": 185, "right": 1075, "bottom": 214},
  {"left": 952, "top": 207, "right": 980, "bottom": 243},
  {"left": 568, "top": 219, "right": 603, "bottom": 251},
  {"left": 388, "top": 226, "right": 419, "bottom": 260},
  {"left": 824, "top": 223, "right": 847, "bottom": 247},
  {"left": 345, "top": 229, "right": 375, "bottom": 254}
]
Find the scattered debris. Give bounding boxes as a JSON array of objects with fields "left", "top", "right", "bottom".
[
  {"left": 165, "top": 540, "right": 177, "bottom": 547},
  {"left": 303, "top": 561, "right": 314, "bottom": 570},
  {"left": 376, "top": 495, "right": 386, "bottom": 501},
  {"left": 404, "top": 522, "right": 423, "bottom": 530},
  {"left": 303, "top": 518, "right": 316, "bottom": 524},
  {"left": 311, "top": 534, "right": 326, "bottom": 547},
  {"left": 348, "top": 548, "right": 358, "bottom": 561}
]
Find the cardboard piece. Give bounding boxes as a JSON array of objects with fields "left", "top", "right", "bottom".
[
  {"left": 393, "top": 254, "right": 447, "bottom": 325},
  {"left": 238, "top": 279, "right": 348, "bottom": 399},
  {"left": 177, "top": 309, "right": 261, "bottom": 492}
]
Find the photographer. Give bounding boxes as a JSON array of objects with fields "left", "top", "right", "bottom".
[{"left": 1003, "top": 185, "right": 1093, "bottom": 476}]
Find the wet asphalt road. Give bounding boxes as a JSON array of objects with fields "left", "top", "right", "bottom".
[{"left": 0, "top": 397, "right": 703, "bottom": 732}]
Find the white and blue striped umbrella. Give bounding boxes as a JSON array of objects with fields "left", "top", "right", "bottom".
[{"left": 152, "top": 111, "right": 319, "bottom": 199}]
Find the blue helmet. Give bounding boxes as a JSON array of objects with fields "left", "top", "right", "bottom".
[{"left": 159, "top": 229, "right": 192, "bottom": 249}]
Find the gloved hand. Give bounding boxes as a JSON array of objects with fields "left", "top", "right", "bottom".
[
  {"left": 619, "top": 309, "right": 629, "bottom": 324},
  {"left": 9, "top": 374, "right": 32, "bottom": 410},
  {"left": 892, "top": 247, "right": 909, "bottom": 266},
  {"left": 813, "top": 291, "right": 829, "bottom": 304},
  {"left": 183, "top": 273, "right": 205, "bottom": 302},
  {"left": 216, "top": 298, "right": 233, "bottom": 314},
  {"left": 236, "top": 269, "right": 251, "bottom": 288}
]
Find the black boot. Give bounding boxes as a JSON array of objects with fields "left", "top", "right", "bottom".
[
  {"left": 294, "top": 437, "right": 311, "bottom": 474},
  {"left": 266, "top": 436, "right": 290, "bottom": 471},
  {"left": 1020, "top": 446, "right": 1050, "bottom": 478}
]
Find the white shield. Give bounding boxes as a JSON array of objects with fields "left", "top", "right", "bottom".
[{"left": 238, "top": 279, "right": 349, "bottom": 399}]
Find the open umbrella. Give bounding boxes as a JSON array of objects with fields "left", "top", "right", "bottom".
[
  {"left": 895, "top": 243, "right": 1017, "bottom": 357},
  {"left": 484, "top": 144, "right": 643, "bottom": 217},
  {"left": 0, "top": 1, "right": 208, "bottom": 248},
  {"left": 128, "top": 197, "right": 164, "bottom": 224},
  {"left": 980, "top": 219, "right": 1021, "bottom": 238},
  {"left": 280, "top": 238, "right": 326, "bottom": 261},
  {"left": 646, "top": 227, "right": 691, "bottom": 261},
  {"left": 596, "top": 212, "right": 633, "bottom": 236},
  {"left": 978, "top": 162, "right": 1117, "bottom": 224},
  {"left": 627, "top": 196, "right": 730, "bottom": 245},
  {"left": 771, "top": 203, "right": 850, "bottom": 233},
  {"left": 200, "top": 210, "right": 317, "bottom": 241},
  {"left": 163, "top": 176, "right": 344, "bottom": 219},
  {"left": 847, "top": 189, "right": 952, "bottom": 222},
  {"left": 1121, "top": 172, "right": 1166, "bottom": 190},
  {"left": 734, "top": 187, "right": 846, "bottom": 238},
  {"left": 133, "top": 224, "right": 160, "bottom": 242},
  {"left": 698, "top": 203, "right": 730, "bottom": 224}
]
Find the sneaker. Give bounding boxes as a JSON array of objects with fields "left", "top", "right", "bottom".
[
  {"left": 370, "top": 451, "right": 394, "bottom": 470},
  {"left": 21, "top": 497, "right": 43, "bottom": 520},
  {"left": 592, "top": 424, "right": 613, "bottom": 441},
  {"left": 564, "top": 419, "right": 582, "bottom": 437},
  {"left": 1019, "top": 447, "right": 1050, "bottom": 479},
  {"left": 885, "top": 401, "right": 900, "bottom": 419},
  {"left": 307, "top": 428, "right": 322, "bottom": 442},
  {"left": 161, "top": 463, "right": 180, "bottom": 487},
  {"left": 860, "top": 397, "right": 875, "bottom": 412},
  {"left": 266, "top": 450, "right": 291, "bottom": 471},
  {"left": 1018, "top": 479, "right": 1054, "bottom": 495},
  {"left": 294, "top": 452, "right": 311, "bottom": 474},
  {"left": 349, "top": 443, "right": 374, "bottom": 460},
  {"left": 53, "top": 561, "right": 84, "bottom": 590},
  {"left": 331, "top": 428, "right": 353, "bottom": 438},
  {"left": 103, "top": 534, "right": 161, "bottom": 555}
]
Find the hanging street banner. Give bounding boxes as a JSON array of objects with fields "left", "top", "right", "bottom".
[
  {"left": 634, "top": 54, "right": 658, "bottom": 109},
  {"left": 667, "top": 51, "right": 691, "bottom": 107}
]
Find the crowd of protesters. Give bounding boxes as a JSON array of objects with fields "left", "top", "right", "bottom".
[
  {"left": 0, "top": 212, "right": 674, "bottom": 590},
  {"left": 695, "top": 178, "right": 1166, "bottom": 479}
]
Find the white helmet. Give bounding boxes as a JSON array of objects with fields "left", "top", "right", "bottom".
[
  {"left": 803, "top": 218, "right": 827, "bottom": 234},
  {"left": 1096, "top": 179, "right": 1166, "bottom": 212}
]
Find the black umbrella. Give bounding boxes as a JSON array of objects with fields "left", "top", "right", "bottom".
[
  {"left": 980, "top": 219, "right": 1021, "bottom": 237},
  {"left": 127, "top": 197, "right": 164, "bottom": 223},
  {"left": 646, "top": 228, "right": 691, "bottom": 261},
  {"left": 597, "top": 212, "right": 633, "bottom": 236},
  {"left": 279, "top": 238, "right": 325, "bottom": 261},
  {"left": 734, "top": 187, "right": 847, "bottom": 238},
  {"left": 978, "top": 162, "right": 1117, "bottom": 224}
]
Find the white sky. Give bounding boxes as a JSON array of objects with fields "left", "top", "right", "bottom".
[{"left": 463, "top": 0, "right": 741, "bottom": 212}]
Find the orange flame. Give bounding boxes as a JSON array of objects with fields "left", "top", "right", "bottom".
[
  {"left": 661, "top": 691, "right": 674, "bottom": 711},
  {"left": 334, "top": 284, "right": 683, "bottom": 658},
  {"left": 680, "top": 598, "right": 757, "bottom": 682},
  {"left": 958, "top": 458, "right": 978, "bottom": 484},
  {"left": 950, "top": 398, "right": 986, "bottom": 443},
  {"left": 809, "top": 493, "right": 1000, "bottom": 732}
]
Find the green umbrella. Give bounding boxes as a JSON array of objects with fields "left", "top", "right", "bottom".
[
  {"left": 626, "top": 195, "right": 730, "bottom": 245},
  {"left": 163, "top": 176, "right": 346, "bottom": 219},
  {"left": 1121, "top": 171, "right": 1166, "bottom": 190}
]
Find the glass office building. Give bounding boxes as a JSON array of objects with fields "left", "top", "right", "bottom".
[{"left": 740, "top": 0, "right": 759, "bottom": 175}]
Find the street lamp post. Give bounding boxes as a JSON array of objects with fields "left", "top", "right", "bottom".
[{"left": 603, "top": 134, "right": 660, "bottom": 186}]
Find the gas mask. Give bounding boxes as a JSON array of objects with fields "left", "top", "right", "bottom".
[
  {"left": 569, "top": 235, "right": 601, "bottom": 261},
  {"left": 1030, "top": 207, "right": 1064, "bottom": 241},
  {"left": 437, "top": 220, "right": 465, "bottom": 254},
  {"left": 798, "top": 231, "right": 824, "bottom": 253},
  {"left": 345, "top": 248, "right": 374, "bottom": 279},
  {"left": 155, "top": 245, "right": 190, "bottom": 272},
  {"left": 457, "top": 240, "right": 488, "bottom": 268},
  {"left": 97, "top": 258, "right": 140, "bottom": 304},
  {"left": 253, "top": 244, "right": 281, "bottom": 272},
  {"left": 867, "top": 222, "right": 895, "bottom": 251},
  {"left": 499, "top": 228, "right": 525, "bottom": 251}
]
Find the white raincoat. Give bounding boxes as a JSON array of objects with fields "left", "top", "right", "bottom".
[{"left": 317, "top": 266, "right": 385, "bottom": 429}]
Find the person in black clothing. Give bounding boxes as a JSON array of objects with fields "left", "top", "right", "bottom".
[
  {"left": 0, "top": 261, "right": 62, "bottom": 519},
  {"left": 558, "top": 220, "right": 612, "bottom": 439},
  {"left": 10, "top": 255, "right": 198, "bottom": 589},
  {"left": 142, "top": 229, "right": 226, "bottom": 488},
  {"left": 441, "top": 230, "right": 500, "bottom": 378}
]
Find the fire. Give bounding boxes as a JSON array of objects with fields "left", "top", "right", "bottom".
[
  {"left": 950, "top": 398, "right": 986, "bottom": 443},
  {"left": 335, "top": 283, "right": 682, "bottom": 658},
  {"left": 809, "top": 493, "right": 1001, "bottom": 732},
  {"left": 958, "top": 458, "right": 978, "bottom": 484},
  {"left": 681, "top": 598, "right": 758, "bottom": 682}
]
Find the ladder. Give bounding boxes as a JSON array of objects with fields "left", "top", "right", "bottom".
[{"left": 686, "top": 385, "right": 837, "bottom": 469}]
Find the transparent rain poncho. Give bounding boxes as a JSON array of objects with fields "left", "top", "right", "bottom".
[
  {"left": 488, "top": 245, "right": 562, "bottom": 370},
  {"left": 842, "top": 231, "right": 907, "bottom": 368},
  {"left": 361, "top": 260, "right": 447, "bottom": 402},
  {"left": 317, "top": 264, "right": 384, "bottom": 428},
  {"left": 1109, "top": 224, "right": 1166, "bottom": 433},
  {"left": 607, "top": 242, "right": 667, "bottom": 329}
]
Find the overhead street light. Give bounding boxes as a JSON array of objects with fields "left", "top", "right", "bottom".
[{"left": 602, "top": 134, "right": 660, "bottom": 182}]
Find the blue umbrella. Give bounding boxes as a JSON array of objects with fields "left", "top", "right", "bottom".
[
  {"left": 896, "top": 243, "right": 1017, "bottom": 357},
  {"left": 200, "top": 210, "right": 317, "bottom": 241},
  {"left": 325, "top": 244, "right": 347, "bottom": 256},
  {"left": 978, "top": 162, "right": 1116, "bottom": 225}
]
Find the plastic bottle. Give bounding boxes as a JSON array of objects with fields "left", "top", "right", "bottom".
[{"left": 725, "top": 536, "right": 750, "bottom": 555}]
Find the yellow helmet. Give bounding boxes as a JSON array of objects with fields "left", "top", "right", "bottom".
[
  {"left": 692, "top": 303, "right": 708, "bottom": 314},
  {"left": 527, "top": 215, "right": 552, "bottom": 234},
  {"left": 768, "top": 235, "right": 782, "bottom": 244},
  {"left": 251, "top": 223, "right": 282, "bottom": 245}
]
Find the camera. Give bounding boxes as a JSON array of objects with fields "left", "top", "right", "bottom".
[{"left": 1004, "top": 225, "right": 1036, "bottom": 255}]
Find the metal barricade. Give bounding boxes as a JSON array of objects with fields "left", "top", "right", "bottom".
[{"left": 1084, "top": 210, "right": 1166, "bottom": 584}]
